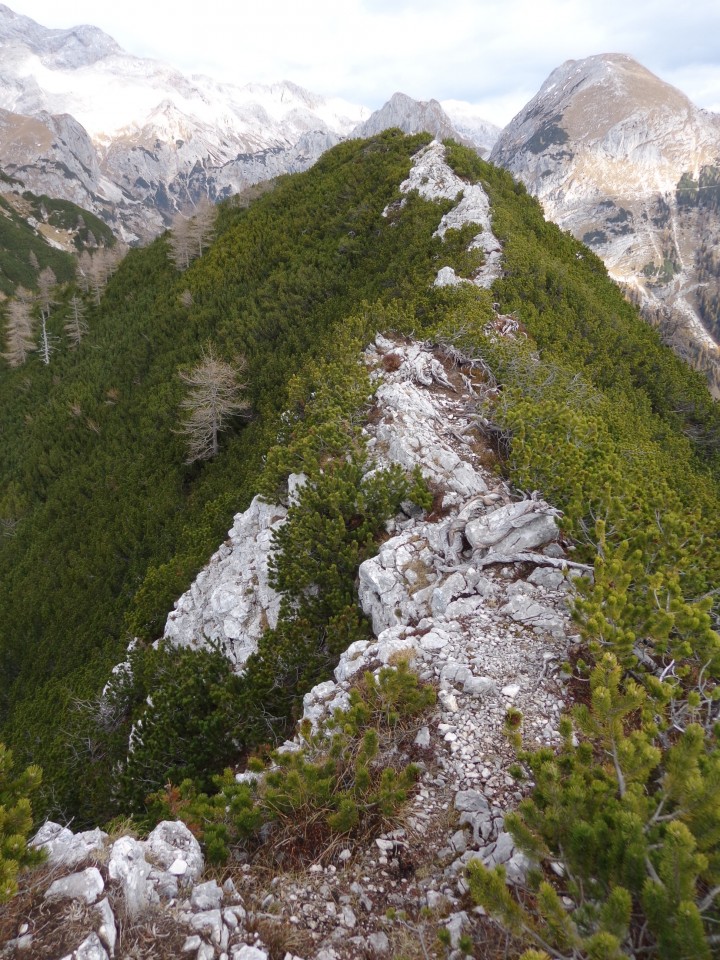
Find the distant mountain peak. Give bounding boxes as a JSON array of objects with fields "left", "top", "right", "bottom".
[
  {"left": 0, "top": 3, "right": 120, "bottom": 65},
  {"left": 352, "top": 92, "right": 498, "bottom": 154},
  {"left": 0, "top": 3, "right": 369, "bottom": 240},
  {"left": 490, "top": 51, "right": 720, "bottom": 392}
]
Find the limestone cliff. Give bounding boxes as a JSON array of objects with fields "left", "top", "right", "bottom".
[{"left": 491, "top": 53, "right": 720, "bottom": 393}]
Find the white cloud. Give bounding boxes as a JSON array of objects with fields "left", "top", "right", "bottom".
[{"left": 6, "top": 0, "right": 720, "bottom": 125}]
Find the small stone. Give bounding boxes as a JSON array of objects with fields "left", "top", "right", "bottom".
[
  {"left": 169, "top": 857, "right": 188, "bottom": 875},
  {"left": 190, "top": 909, "right": 223, "bottom": 945},
  {"left": 426, "top": 889, "right": 444, "bottom": 910},
  {"left": 501, "top": 683, "right": 520, "bottom": 698},
  {"left": 368, "top": 931, "right": 390, "bottom": 954},
  {"left": 94, "top": 898, "right": 117, "bottom": 956},
  {"left": 450, "top": 830, "right": 467, "bottom": 853},
  {"left": 222, "top": 877, "right": 238, "bottom": 899},
  {"left": 71, "top": 933, "right": 110, "bottom": 960},
  {"left": 454, "top": 790, "right": 489, "bottom": 813},
  {"left": 183, "top": 937, "right": 202, "bottom": 952},
  {"left": 191, "top": 880, "right": 223, "bottom": 911},
  {"left": 414, "top": 725, "right": 431, "bottom": 748},
  {"left": 341, "top": 905, "right": 357, "bottom": 928},
  {"left": 233, "top": 950, "right": 264, "bottom": 960}
]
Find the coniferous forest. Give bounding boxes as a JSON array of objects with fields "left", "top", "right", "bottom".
[{"left": 2, "top": 132, "right": 720, "bottom": 957}]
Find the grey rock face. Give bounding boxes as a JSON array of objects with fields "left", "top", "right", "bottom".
[
  {"left": 352, "top": 92, "right": 470, "bottom": 145},
  {"left": 163, "top": 496, "right": 286, "bottom": 670},
  {"left": 491, "top": 53, "right": 720, "bottom": 387}
]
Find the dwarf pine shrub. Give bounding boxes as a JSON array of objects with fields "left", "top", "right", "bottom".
[
  {"left": 151, "top": 661, "right": 435, "bottom": 865},
  {"left": 0, "top": 744, "right": 44, "bottom": 903}
]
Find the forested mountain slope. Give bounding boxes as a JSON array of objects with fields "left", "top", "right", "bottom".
[
  {"left": 0, "top": 173, "right": 114, "bottom": 296},
  {"left": 2, "top": 132, "right": 720, "bottom": 958}
]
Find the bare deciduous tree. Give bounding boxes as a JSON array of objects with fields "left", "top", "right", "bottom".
[
  {"left": 88, "top": 249, "right": 112, "bottom": 306},
  {"left": 37, "top": 266, "right": 57, "bottom": 364},
  {"left": 65, "top": 296, "right": 88, "bottom": 346},
  {"left": 168, "top": 213, "right": 193, "bottom": 272},
  {"left": 189, "top": 197, "right": 217, "bottom": 258},
  {"left": 168, "top": 198, "right": 217, "bottom": 271},
  {"left": 178, "top": 345, "right": 250, "bottom": 463},
  {"left": 2, "top": 299, "right": 35, "bottom": 367},
  {"left": 76, "top": 250, "right": 92, "bottom": 294}
]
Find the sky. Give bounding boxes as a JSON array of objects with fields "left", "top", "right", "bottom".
[{"left": 6, "top": 0, "right": 720, "bottom": 126}]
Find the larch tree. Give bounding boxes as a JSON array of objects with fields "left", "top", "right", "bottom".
[
  {"left": 178, "top": 345, "right": 250, "bottom": 464},
  {"left": 76, "top": 250, "right": 92, "bottom": 294},
  {"left": 188, "top": 197, "right": 217, "bottom": 258},
  {"left": 2, "top": 299, "right": 35, "bottom": 367},
  {"left": 65, "top": 296, "right": 88, "bottom": 346},
  {"left": 168, "top": 199, "right": 216, "bottom": 271},
  {"left": 168, "top": 213, "right": 193, "bottom": 272},
  {"left": 88, "top": 249, "right": 111, "bottom": 306}
]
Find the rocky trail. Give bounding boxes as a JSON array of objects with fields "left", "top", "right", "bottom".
[{"left": 0, "top": 335, "right": 586, "bottom": 960}]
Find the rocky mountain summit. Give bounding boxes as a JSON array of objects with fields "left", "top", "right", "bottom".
[
  {"left": 352, "top": 93, "right": 499, "bottom": 156},
  {"left": 490, "top": 53, "right": 720, "bottom": 392}
]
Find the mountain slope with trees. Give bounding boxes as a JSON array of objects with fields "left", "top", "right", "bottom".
[{"left": 1, "top": 132, "right": 720, "bottom": 958}]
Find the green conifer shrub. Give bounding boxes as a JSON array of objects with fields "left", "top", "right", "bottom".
[
  {"left": 0, "top": 744, "right": 44, "bottom": 903},
  {"left": 149, "top": 661, "right": 435, "bottom": 866}
]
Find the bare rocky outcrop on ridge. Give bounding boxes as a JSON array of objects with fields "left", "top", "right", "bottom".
[
  {"left": 389, "top": 138, "right": 504, "bottom": 291},
  {"left": 490, "top": 53, "right": 720, "bottom": 393},
  {"left": 4, "top": 333, "right": 587, "bottom": 960}
]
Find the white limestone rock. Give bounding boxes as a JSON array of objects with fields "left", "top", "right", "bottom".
[
  {"left": 465, "top": 500, "right": 560, "bottom": 554},
  {"left": 60, "top": 933, "right": 109, "bottom": 960},
  {"left": 190, "top": 909, "right": 224, "bottom": 944},
  {"left": 94, "top": 898, "right": 117, "bottom": 957},
  {"left": 45, "top": 866, "right": 104, "bottom": 905},
  {"left": 500, "top": 594, "right": 567, "bottom": 636},
  {"left": 163, "top": 496, "right": 286, "bottom": 670},
  {"left": 107, "top": 837, "right": 152, "bottom": 918},
  {"left": 31, "top": 821, "right": 108, "bottom": 868},
  {"left": 145, "top": 820, "right": 204, "bottom": 883},
  {"left": 232, "top": 946, "right": 268, "bottom": 960},
  {"left": 191, "top": 879, "right": 223, "bottom": 911},
  {"left": 434, "top": 266, "right": 466, "bottom": 287}
]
